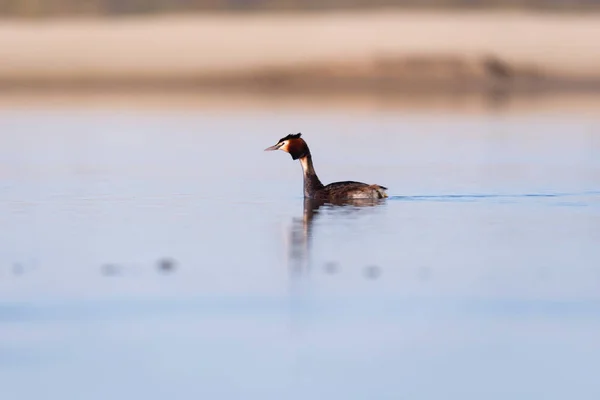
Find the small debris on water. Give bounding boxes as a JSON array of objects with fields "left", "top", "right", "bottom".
[
  {"left": 418, "top": 266, "right": 430, "bottom": 281},
  {"left": 101, "top": 263, "right": 120, "bottom": 276},
  {"left": 157, "top": 258, "right": 176, "bottom": 273},
  {"left": 324, "top": 261, "right": 339, "bottom": 274},
  {"left": 12, "top": 263, "right": 25, "bottom": 276},
  {"left": 364, "top": 265, "right": 381, "bottom": 280}
]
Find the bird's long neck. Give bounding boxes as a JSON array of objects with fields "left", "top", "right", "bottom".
[{"left": 299, "top": 152, "right": 324, "bottom": 198}]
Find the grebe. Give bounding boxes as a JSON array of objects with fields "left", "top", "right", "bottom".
[{"left": 264, "top": 133, "right": 388, "bottom": 200}]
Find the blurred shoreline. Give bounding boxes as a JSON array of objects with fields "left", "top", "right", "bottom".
[
  {"left": 2, "top": 10, "right": 600, "bottom": 97},
  {"left": 2, "top": 90, "right": 599, "bottom": 115}
]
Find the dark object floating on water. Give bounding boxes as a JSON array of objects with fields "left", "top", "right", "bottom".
[
  {"left": 364, "top": 265, "right": 381, "bottom": 280},
  {"left": 265, "top": 133, "right": 387, "bottom": 200},
  {"left": 157, "top": 258, "right": 176, "bottom": 273},
  {"left": 101, "top": 263, "right": 120, "bottom": 276},
  {"left": 324, "top": 261, "right": 339, "bottom": 274}
]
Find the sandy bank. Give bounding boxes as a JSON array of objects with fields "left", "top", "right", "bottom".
[{"left": 1, "top": 11, "right": 600, "bottom": 92}]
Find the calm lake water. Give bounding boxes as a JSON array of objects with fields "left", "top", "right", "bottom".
[{"left": 1, "top": 102, "right": 599, "bottom": 399}]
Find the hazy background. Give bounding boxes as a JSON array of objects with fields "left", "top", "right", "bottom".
[
  {"left": 3, "top": 0, "right": 600, "bottom": 15},
  {"left": 1, "top": 0, "right": 600, "bottom": 102},
  {"left": 1, "top": 2, "right": 600, "bottom": 400}
]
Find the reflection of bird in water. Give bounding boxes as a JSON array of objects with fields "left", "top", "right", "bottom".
[
  {"left": 287, "top": 198, "right": 321, "bottom": 276},
  {"left": 286, "top": 197, "right": 384, "bottom": 277},
  {"left": 285, "top": 198, "right": 385, "bottom": 333},
  {"left": 265, "top": 133, "right": 388, "bottom": 200}
]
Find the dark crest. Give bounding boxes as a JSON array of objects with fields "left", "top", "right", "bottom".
[{"left": 278, "top": 132, "right": 302, "bottom": 143}]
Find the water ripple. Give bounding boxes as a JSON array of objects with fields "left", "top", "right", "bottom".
[{"left": 389, "top": 191, "right": 600, "bottom": 205}]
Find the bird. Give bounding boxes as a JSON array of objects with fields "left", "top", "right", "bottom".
[{"left": 264, "top": 133, "right": 388, "bottom": 200}]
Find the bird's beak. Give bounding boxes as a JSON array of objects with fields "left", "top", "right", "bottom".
[{"left": 264, "top": 143, "right": 281, "bottom": 151}]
